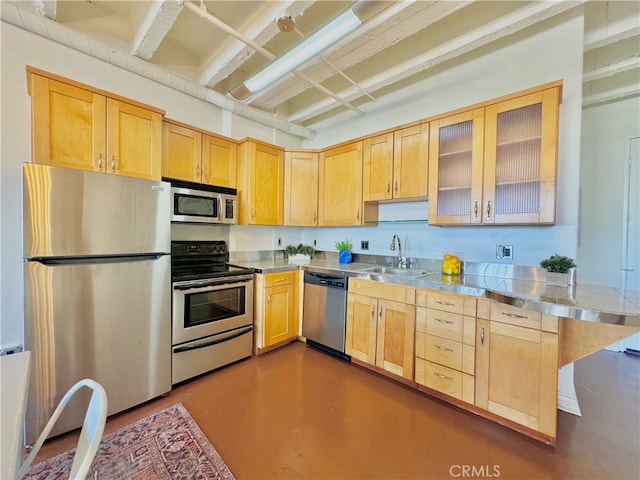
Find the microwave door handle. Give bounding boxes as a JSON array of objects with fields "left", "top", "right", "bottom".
[{"left": 173, "top": 326, "right": 253, "bottom": 353}]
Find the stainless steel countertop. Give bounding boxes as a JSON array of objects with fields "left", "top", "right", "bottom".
[{"left": 232, "top": 259, "right": 640, "bottom": 328}]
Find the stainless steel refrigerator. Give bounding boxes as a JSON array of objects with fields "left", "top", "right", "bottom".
[{"left": 23, "top": 163, "right": 172, "bottom": 444}]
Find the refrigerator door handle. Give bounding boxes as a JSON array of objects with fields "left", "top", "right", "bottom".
[{"left": 28, "top": 253, "right": 167, "bottom": 265}]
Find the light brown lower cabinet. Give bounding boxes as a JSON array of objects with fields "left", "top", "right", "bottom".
[
  {"left": 346, "top": 279, "right": 415, "bottom": 380},
  {"left": 414, "top": 289, "right": 476, "bottom": 404},
  {"left": 254, "top": 271, "right": 299, "bottom": 354},
  {"left": 474, "top": 300, "right": 559, "bottom": 439}
]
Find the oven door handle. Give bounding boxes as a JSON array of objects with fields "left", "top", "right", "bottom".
[
  {"left": 173, "top": 326, "right": 253, "bottom": 353},
  {"left": 173, "top": 275, "right": 254, "bottom": 290}
]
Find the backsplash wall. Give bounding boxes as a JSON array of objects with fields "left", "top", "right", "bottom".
[{"left": 210, "top": 220, "right": 576, "bottom": 268}]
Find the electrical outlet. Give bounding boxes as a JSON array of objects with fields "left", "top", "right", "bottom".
[
  {"left": 361, "top": 240, "right": 369, "bottom": 250},
  {"left": 496, "top": 245, "right": 513, "bottom": 260},
  {"left": 277, "top": 237, "right": 282, "bottom": 246}
]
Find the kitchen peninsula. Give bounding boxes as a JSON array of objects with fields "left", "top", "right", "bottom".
[{"left": 237, "top": 254, "right": 640, "bottom": 445}]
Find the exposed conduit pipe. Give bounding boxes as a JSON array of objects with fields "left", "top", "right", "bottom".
[{"left": 1, "top": 1, "right": 316, "bottom": 140}]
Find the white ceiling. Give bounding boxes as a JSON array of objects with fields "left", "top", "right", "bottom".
[{"left": 9, "top": 0, "right": 640, "bottom": 130}]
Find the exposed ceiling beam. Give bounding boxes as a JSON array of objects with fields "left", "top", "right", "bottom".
[
  {"left": 256, "top": 0, "right": 473, "bottom": 110},
  {"left": 199, "top": 0, "right": 313, "bottom": 87},
  {"left": 182, "top": 0, "right": 364, "bottom": 116},
  {"left": 32, "top": 0, "right": 56, "bottom": 20},
  {"left": 289, "top": 0, "right": 585, "bottom": 124},
  {"left": 584, "top": 15, "right": 640, "bottom": 52},
  {"left": 130, "top": 0, "right": 183, "bottom": 60},
  {"left": 583, "top": 56, "right": 640, "bottom": 82},
  {"left": 583, "top": 83, "right": 640, "bottom": 107}
]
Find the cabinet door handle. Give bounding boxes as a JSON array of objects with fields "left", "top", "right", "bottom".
[
  {"left": 435, "top": 372, "right": 453, "bottom": 381},
  {"left": 371, "top": 305, "right": 376, "bottom": 319},
  {"left": 379, "top": 306, "right": 383, "bottom": 319},
  {"left": 502, "top": 312, "right": 528, "bottom": 319},
  {"left": 203, "top": 167, "right": 208, "bottom": 181},
  {"left": 266, "top": 293, "right": 270, "bottom": 306},
  {"left": 435, "top": 345, "right": 453, "bottom": 352},
  {"left": 251, "top": 208, "right": 255, "bottom": 220},
  {"left": 313, "top": 212, "right": 316, "bottom": 223},
  {"left": 486, "top": 200, "right": 491, "bottom": 218},
  {"left": 394, "top": 179, "right": 398, "bottom": 194},
  {"left": 435, "top": 317, "right": 454, "bottom": 325},
  {"left": 387, "top": 181, "right": 390, "bottom": 194},
  {"left": 97, "top": 153, "right": 103, "bottom": 170},
  {"left": 474, "top": 200, "right": 479, "bottom": 218},
  {"left": 111, "top": 156, "right": 118, "bottom": 172},
  {"left": 436, "top": 300, "right": 454, "bottom": 306},
  {"left": 196, "top": 164, "right": 201, "bottom": 177},
  {"left": 356, "top": 209, "right": 360, "bottom": 221},
  {"left": 481, "top": 327, "right": 485, "bottom": 346}
]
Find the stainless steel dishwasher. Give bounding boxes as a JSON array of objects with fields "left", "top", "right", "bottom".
[{"left": 302, "top": 271, "right": 350, "bottom": 360}]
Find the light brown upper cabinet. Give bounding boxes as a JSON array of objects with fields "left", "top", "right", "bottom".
[
  {"left": 237, "top": 139, "right": 284, "bottom": 225},
  {"left": 284, "top": 150, "right": 319, "bottom": 226},
  {"left": 428, "top": 109, "right": 485, "bottom": 225},
  {"left": 318, "top": 141, "right": 363, "bottom": 226},
  {"left": 162, "top": 120, "right": 237, "bottom": 188},
  {"left": 29, "top": 69, "right": 163, "bottom": 180},
  {"left": 363, "top": 123, "right": 429, "bottom": 202},
  {"left": 202, "top": 134, "right": 237, "bottom": 188},
  {"left": 428, "top": 83, "right": 561, "bottom": 225}
]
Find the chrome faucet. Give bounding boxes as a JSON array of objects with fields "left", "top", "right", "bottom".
[{"left": 389, "top": 234, "right": 408, "bottom": 268}]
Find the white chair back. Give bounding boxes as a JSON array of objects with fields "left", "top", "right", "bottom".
[{"left": 17, "top": 378, "right": 108, "bottom": 479}]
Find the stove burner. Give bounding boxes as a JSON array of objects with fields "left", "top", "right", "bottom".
[{"left": 171, "top": 240, "right": 253, "bottom": 282}]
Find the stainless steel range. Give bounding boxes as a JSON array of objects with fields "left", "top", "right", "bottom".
[{"left": 171, "top": 240, "right": 254, "bottom": 384}]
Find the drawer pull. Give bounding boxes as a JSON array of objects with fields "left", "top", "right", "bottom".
[
  {"left": 435, "top": 318, "right": 454, "bottom": 325},
  {"left": 435, "top": 372, "right": 453, "bottom": 381},
  {"left": 273, "top": 278, "right": 286, "bottom": 283},
  {"left": 436, "top": 300, "right": 455, "bottom": 306},
  {"left": 502, "top": 312, "right": 528, "bottom": 319},
  {"left": 435, "top": 345, "right": 453, "bottom": 352}
]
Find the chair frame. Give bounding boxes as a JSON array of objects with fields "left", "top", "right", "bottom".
[{"left": 17, "top": 378, "right": 108, "bottom": 479}]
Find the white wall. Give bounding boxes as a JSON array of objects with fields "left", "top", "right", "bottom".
[
  {"left": 302, "top": 11, "right": 585, "bottom": 267},
  {"left": 578, "top": 97, "right": 640, "bottom": 287}
]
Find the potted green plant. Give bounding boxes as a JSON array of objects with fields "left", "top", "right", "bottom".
[
  {"left": 285, "top": 244, "right": 314, "bottom": 265},
  {"left": 335, "top": 239, "right": 353, "bottom": 264},
  {"left": 540, "top": 254, "right": 577, "bottom": 286}
]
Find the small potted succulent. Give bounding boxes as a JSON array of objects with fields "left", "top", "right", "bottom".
[
  {"left": 335, "top": 239, "right": 353, "bottom": 264},
  {"left": 540, "top": 254, "right": 577, "bottom": 286},
  {"left": 285, "top": 244, "right": 314, "bottom": 265}
]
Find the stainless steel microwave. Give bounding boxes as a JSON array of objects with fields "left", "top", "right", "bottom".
[{"left": 168, "top": 180, "right": 237, "bottom": 225}]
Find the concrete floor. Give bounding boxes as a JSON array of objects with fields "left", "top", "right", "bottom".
[{"left": 35, "top": 342, "right": 640, "bottom": 479}]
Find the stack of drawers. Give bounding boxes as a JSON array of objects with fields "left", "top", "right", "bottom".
[{"left": 414, "top": 290, "right": 477, "bottom": 404}]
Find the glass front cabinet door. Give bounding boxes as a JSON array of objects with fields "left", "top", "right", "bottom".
[
  {"left": 483, "top": 88, "right": 560, "bottom": 225},
  {"left": 428, "top": 109, "right": 485, "bottom": 225},
  {"left": 429, "top": 85, "right": 561, "bottom": 226}
]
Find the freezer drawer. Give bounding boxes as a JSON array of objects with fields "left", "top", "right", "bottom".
[{"left": 23, "top": 255, "right": 171, "bottom": 443}]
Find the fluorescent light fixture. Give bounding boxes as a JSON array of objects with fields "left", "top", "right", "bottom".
[{"left": 231, "top": 8, "right": 361, "bottom": 99}]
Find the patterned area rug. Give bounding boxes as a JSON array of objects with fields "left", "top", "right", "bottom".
[{"left": 24, "top": 403, "right": 236, "bottom": 480}]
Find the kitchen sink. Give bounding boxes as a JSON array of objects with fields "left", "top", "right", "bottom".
[{"left": 362, "top": 266, "right": 428, "bottom": 277}]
